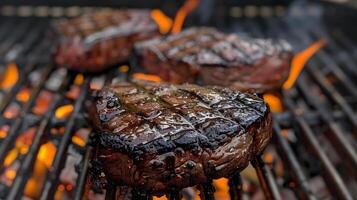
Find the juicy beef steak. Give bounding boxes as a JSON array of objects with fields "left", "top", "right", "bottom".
[
  {"left": 53, "top": 9, "right": 159, "bottom": 72},
  {"left": 89, "top": 81, "right": 272, "bottom": 191},
  {"left": 135, "top": 27, "right": 293, "bottom": 92}
]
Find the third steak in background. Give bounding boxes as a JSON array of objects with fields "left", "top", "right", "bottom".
[
  {"left": 135, "top": 27, "right": 293, "bottom": 93},
  {"left": 53, "top": 9, "right": 160, "bottom": 73}
]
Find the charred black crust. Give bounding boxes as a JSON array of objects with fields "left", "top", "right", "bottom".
[{"left": 91, "top": 82, "right": 269, "bottom": 160}]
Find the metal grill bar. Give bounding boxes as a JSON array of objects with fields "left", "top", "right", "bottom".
[
  {"left": 251, "top": 157, "right": 281, "bottom": 200},
  {"left": 267, "top": 17, "right": 357, "bottom": 180},
  {"left": 40, "top": 77, "right": 91, "bottom": 200},
  {"left": 272, "top": 122, "right": 317, "bottom": 200},
  {"left": 296, "top": 73, "right": 357, "bottom": 176},
  {"left": 73, "top": 146, "right": 92, "bottom": 200},
  {"left": 284, "top": 91, "right": 353, "bottom": 200},
  {"left": 0, "top": 64, "right": 35, "bottom": 113},
  {"left": 0, "top": 64, "right": 53, "bottom": 169},
  {"left": 305, "top": 61, "right": 357, "bottom": 127},
  {"left": 5, "top": 72, "right": 74, "bottom": 199}
]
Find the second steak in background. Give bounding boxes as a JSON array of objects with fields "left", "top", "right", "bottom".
[
  {"left": 53, "top": 9, "right": 160, "bottom": 72},
  {"left": 135, "top": 27, "right": 293, "bottom": 93}
]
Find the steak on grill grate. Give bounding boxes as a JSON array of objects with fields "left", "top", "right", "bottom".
[
  {"left": 135, "top": 27, "right": 293, "bottom": 92},
  {"left": 53, "top": 9, "right": 159, "bottom": 72},
  {"left": 88, "top": 81, "right": 272, "bottom": 191}
]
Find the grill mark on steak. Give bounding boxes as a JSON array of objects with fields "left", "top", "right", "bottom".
[
  {"left": 90, "top": 81, "right": 271, "bottom": 191},
  {"left": 134, "top": 81, "right": 243, "bottom": 149},
  {"left": 95, "top": 81, "right": 268, "bottom": 159}
]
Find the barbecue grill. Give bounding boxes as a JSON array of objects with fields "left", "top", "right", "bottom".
[{"left": 0, "top": 1, "right": 356, "bottom": 200}]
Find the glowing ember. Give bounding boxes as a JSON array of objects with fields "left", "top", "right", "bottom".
[
  {"left": 55, "top": 104, "right": 74, "bottom": 119},
  {"left": 51, "top": 127, "right": 65, "bottom": 136},
  {"left": 263, "top": 152, "right": 274, "bottom": 164},
  {"left": 171, "top": 0, "right": 200, "bottom": 34},
  {"left": 263, "top": 93, "right": 283, "bottom": 113},
  {"left": 16, "top": 87, "right": 31, "bottom": 102},
  {"left": 132, "top": 73, "right": 162, "bottom": 82},
  {"left": 15, "top": 127, "right": 36, "bottom": 154},
  {"left": 74, "top": 74, "right": 84, "bottom": 85},
  {"left": 3, "top": 128, "right": 36, "bottom": 167},
  {"left": 3, "top": 103, "right": 20, "bottom": 119},
  {"left": 65, "top": 85, "right": 80, "bottom": 100},
  {"left": 4, "top": 168, "right": 16, "bottom": 180},
  {"left": 72, "top": 135, "right": 86, "bottom": 147},
  {"left": 32, "top": 90, "right": 53, "bottom": 115},
  {"left": 0, "top": 125, "right": 10, "bottom": 139},
  {"left": 37, "top": 141, "right": 57, "bottom": 168},
  {"left": 66, "top": 184, "right": 73, "bottom": 191},
  {"left": 4, "top": 149, "right": 18, "bottom": 167},
  {"left": 118, "top": 65, "right": 129, "bottom": 73},
  {"left": 24, "top": 161, "right": 48, "bottom": 198},
  {"left": 151, "top": 9, "right": 173, "bottom": 34},
  {"left": 283, "top": 39, "right": 327, "bottom": 90},
  {"left": 281, "top": 129, "right": 290, "bottom": 138},
  {"left": 0, "top": 62, "right": 19, "bottom": 90}
]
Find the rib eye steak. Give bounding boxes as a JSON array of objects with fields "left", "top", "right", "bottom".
[
  {"left": 53, "top": 9, "right": 159, "bottom": 72},
  {"left": 89, "top": 80, "right": 272, "bottom": 191},
  {"left": 135, "top": 27, "right": 293, "bottom": 92}
]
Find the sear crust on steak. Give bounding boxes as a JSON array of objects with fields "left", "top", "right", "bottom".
[
  {"left": 89, "top": 81, "right": 272, "bottom": 191},
  {"left": 53, "top": 9, "right": 159, "bottom": 72},
  {"left": 135, "top": 27, "right": 293, "bottom": 93}
]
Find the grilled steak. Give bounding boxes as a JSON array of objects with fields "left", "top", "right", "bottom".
[
  {"left": 135, "top": 27, "right": 293, "bottom": 92},
  {"left": 89, "top": 81, "right": 272, "bottom": 191},
  {"left": 53, "top": 9, "right": 159, "bottom": 72}
]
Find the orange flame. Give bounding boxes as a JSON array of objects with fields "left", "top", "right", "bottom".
[
  {"left": 151, "top": 9, "right": 173, "bottom": 34},
  {"left": 263, "top": 93, "right": 283, "bottom": 113},
  {"left": 37, "top": 141, "right": 57, "bottom": 168},
  {"left": 153, "top": 196, "right": 168, "bottom": 200},
  {"left": 283, "top": 39, "right": 327, "bottom": 90},
  {"left": 213, "top": 178, "right": 230, "bottom": 199},
  {"left": 0, "top": 63, "right": 19, "bottom": 90},
  {"left": 132, "top": 73, "right": 162, "bottom": 82},
  {"left": 55, "top": 104, "right": 74, "bottom": 119},
  {"left": 171, "top": 0, "right": 200, "bottom": 34}
]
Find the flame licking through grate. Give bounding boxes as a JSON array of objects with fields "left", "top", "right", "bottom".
[
  {"left": 151, "top": 9, "right": 173, "bottom": 34},
  {"left": 171, "top": 0, "right": 200, "bottom": 34},
  {"left": 264, "top": 39, "right": 327, "bottom": 113},
  {"left": 283, "top": 39, "right": 327, "bottom": 90},
  {"left": 132, "top": 73, "right": 162, "bottom": 82}
]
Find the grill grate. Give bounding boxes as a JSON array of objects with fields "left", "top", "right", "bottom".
[{"left": 0, "top": 2, "right": 356, "bottom": 200}]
